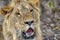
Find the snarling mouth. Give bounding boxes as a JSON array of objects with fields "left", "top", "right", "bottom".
[
  {"left": 26, "top": 28, "right": 34, "bottom": 36},
  {"left": 22, "top": 28, "right": 35, "bottom": 39}
]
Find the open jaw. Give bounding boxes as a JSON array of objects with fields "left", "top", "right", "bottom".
[{"left": 22, "top": 28, "right": 35, "bottom": 39}]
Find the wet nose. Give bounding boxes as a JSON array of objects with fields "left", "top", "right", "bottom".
[{"left": 24, "top": 21, "right": 34, "bottom": 26}]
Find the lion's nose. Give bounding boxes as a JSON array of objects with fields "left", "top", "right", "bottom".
[{"left": 24, "top": 21, "right": 34, "bottom": 26}]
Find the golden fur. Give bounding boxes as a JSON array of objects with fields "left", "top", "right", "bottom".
[{"left": 0, "top": 0, "right": 42, "bottom": 40}]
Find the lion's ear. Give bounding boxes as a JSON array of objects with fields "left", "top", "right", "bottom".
[
  {"left": 0, "top": 0, "right": 20, "bottom": 16},
  {"left": 0, "top": 5, "right": 13, "bottom": 16},
  {"left": 28, "top": 0, "right": 40, "bottom": 7},
  {"left": 28, "top": 0, "right": 40, "bottom": 14}
]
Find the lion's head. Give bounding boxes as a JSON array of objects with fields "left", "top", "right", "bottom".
[{"left": 0, "top": 0, "right": 40, "bottom": 39}]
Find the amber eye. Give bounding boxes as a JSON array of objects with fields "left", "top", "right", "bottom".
[
  {"left": 16, "top": 12, "right": 20, "bottom": 17},
  {"left": 30, "top": 9, "right": 33, "bottom": 12}
]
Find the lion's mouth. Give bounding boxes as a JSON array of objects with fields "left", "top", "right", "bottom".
[
  {"left": 26, "top": 28, "right": 34, "bottom": 36},
  {"left": 22, "top": 28, "right": 35, "bottom": 39}
]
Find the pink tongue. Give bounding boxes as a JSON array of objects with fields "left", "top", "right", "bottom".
[
  {"left": 27, "top": 32, "right": 32, "bottom": 35},
  {"left": 27, "top": 29, "right": 33, "bottom": 35}
]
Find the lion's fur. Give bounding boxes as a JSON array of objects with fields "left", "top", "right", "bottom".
[{"left": 0, "top": 0, "right": 42, "bottom": 40}]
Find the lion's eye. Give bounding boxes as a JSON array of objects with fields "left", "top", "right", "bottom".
[
  {"left": 30, "top": 9, "right": 33, "bottom": 12},
  {"left": 16, "top": 13, "right": 20, "bottom": 17}
]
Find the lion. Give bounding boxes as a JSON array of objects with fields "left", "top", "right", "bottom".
[{"left": 0, "top": 0, "right": 42, "bottom": 40}]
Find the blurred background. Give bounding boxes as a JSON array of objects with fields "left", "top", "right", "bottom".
[{"left": 0, "top": 0, "right": 60, "bottom": 40}]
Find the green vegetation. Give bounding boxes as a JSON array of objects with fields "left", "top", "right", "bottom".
[{"left": 48, "top": 2, "right": 55, "bottom": 10}]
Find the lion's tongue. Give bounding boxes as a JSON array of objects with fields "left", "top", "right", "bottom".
[{"left": 27, "top": 28, "right": 33, "bottom": 35}]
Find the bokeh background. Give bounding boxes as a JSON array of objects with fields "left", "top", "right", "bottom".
[{"left": 0, "top": 0, "right": 60, "bottom": 40}]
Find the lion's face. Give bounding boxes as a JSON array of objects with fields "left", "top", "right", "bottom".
[
  {"left": 0, "top": 0, "right": 40, "bottom": 39},
  {"left": 8, "top": 3, "right": 39, "bottom": 38}
]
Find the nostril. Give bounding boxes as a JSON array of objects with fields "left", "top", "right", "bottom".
[
  {"left": 31, "top": 21, "right": 34, "bottom": 23},
  {"left": 24, "top": 21, "right": 34, "bottom": 25},
  {"left": 24, "top": 22, "right": 29, "bottom": 24}
]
